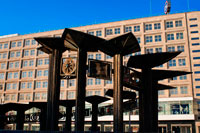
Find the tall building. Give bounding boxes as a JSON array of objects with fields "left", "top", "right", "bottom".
[{"left": 0, "top": 11, "right": 200, "bottom": 132}]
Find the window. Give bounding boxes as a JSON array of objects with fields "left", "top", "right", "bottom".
[
  {"left": 42, "top": 81, "right": 48, "bottom": 88},
  {"left": 88, "top": 31, "right": 94, "bottom": 35},
  {"left": 28, "top": 71, "right": 33, "bottom": 77},
  {"left": 195, "top": 71, "right": 200, "bottom": 74},
  {"left": 145, "top": 48, "right": 153, "bottom": 54},
  {"left": 145, "top": 36, "right": 153, "bottom": 43},
  {"left": 193, "top": 57, "right": 200, "bottom": 60},
  {"left": 137, "top": 37, "right": 141, "bottom": 44},
  {"left": 35, "top": 93, "right": 40, "bottom": 100},
  {"left": 30, "top": 50, "right": 35, "bottom": 56},
  {"left": 44, "top": 59, "right": 49, "bottom": 65},
  {"left": 0, "top": 44, "right": 2, "bottom": 49},
  {"left": 155, "top": 35, "right": 162, "bottom": 42},
  {"left": 24, "top": 50, "right": 29, "bottom": 56},
  {"left": 192, "top": 50, "right": 200, "bottom": 53},
  {"left": 180, "top": 86, "right": 188, "bottom": 94},
  {"left": 178, "top": 59, "right": 186, "bottom": 66},
  {"left": 158, "top": 90, "right": 165, "bottom": 95},
  {"left": 192, "top": 43, "right": 200, "bottom": 46},
  {"left": 176, "top": 33, "right": 183, "bottom": 40},
  {"left": 86, "top": 91, "right": 93, "bottom": 96},
  {"left": 170, "top": 87, "right": 178, "bottom": 95},
  {"left": 4, "top": 43, "right": 8, "bottom": 49},
  {"left": 29, "top": 60, "right": 34, "bottom": 66},
  {"left": 11, "top": 94, "right": 16, "bottom": 101},
  {"left": 36, "top": 81, "right": 41, "bottom": 88},
  {"left": 189, "top": 18, "right": 197, "bottom": 21},
  {"left": 11, "top": 42, "right": 16, "bottom": 48},
  {"left": 12, "top": 83, "right": 17, "bottom": 89},
  {"left": 27, "top": 82, "right": 32, "bottom": 89},
  {"left": 3, "top": 53, "right": 7, "bottom": 59},
  {"left": 95, "top": 90, "right": 101, "bottom": 96},
  {"left": 88, "top": 54, "right": 93, "bottom": 59},
  {"left": 67, "top": 91, "right": 75, "bottom": 99},
  {"left": 15, "top": 61, "right": 19, "bottom": 68},
  {"left": 167, "top": 34, "right": 174, "bottom": 40},
  {"left": 155, "top": 48, "right": 162, "bottom": 53},
  {"left": 10, "top": 51, "right": 15, "bottom": 58},
  {"left": 168, "top": 59, "right": 176, "bottom": 67},
  {"left": 191, "top": 31, "right": 198, "bottom": 34},
  {"left": 37, "top": 59, "right": 43, "bottom": 66},
  {"left": 61, "top": 80, "right": 64, "bottom": 87},
  {"left": 9, "top": 62, "right": 14, "bottom": 69},
  {"left": 16, "top": 51, "right": 21, "bottom": 57},
  {"left": 38, "top": 50, "right": 44, "bottom": 55},
  {"left": 19, "top": 94, "right": 25, "bottom": 100},
  {"left": 167, "top": 46, "right": 175, "bottom": 52},
  {"left": 44, "top": 70, "right": 48, "bottom": 76},
  {"left": 7, "top": 72, "right": 12, "bottom": 79},
  {"left": 125, "top": 26, "right": 132, "bottom": 33},
  {"left": 106, "top": 55, "right": 112, "bottom": 59},
  {"left": 69, "top": 80, "right": 75, "bottom": 86},
  {"left": 41, "top": 93, "right": 47, "bottom": 100},
  {"left": 21, "top": 82, "right": 26, "bottom": 89},
  {"left": 26, "top": 94, "right": 31, "bottom": 100},
  {"left": 1, "top": 63, "right": 6, "bottom": 69},
  {"left": 95, "top": 79, "right": 101, "bottom": 85},
  {"left": 195, "top": 78, "right": 200, "bottom": 81},
  {"left": 14, "top": 72, "right": 18, "bottom": 79},
  {"left": 96, "top": 30, "right": 102, "bottom": 37},
  {"left": 175, "top": 20, "right": 182, "bottom": 27},
  {"left": 194, "top": 64, "right": 200, "bottom": 67},
  {"left": 31, "top": 40, "right": 36, "bottom": 45},
  {"left": 96, "top": 54, "right": 101, "bottom": 60},
  {"left": 191, "top": 37, "right": 199, "bottom": 40},
  {"left": 87, "top": 79, "right": 93, "bottom": 85},
  {"left": 0, "top": 73, "right": 5, "bottom": 80},
  {"left": 190, "top": 24, "right": 198, "bottom": 27},
  {"left": 166, "top": 21, "right": 173, "bottom": 28},
  {"left": 179, "top": 75, "right": 187, "bottom": 80},
  {"left": 106, "top": 29, "right": 113, "bottom": 35},
  {"left": 25, "top": 40, "right": 30, "bottom": 46},
  {"left": 134, "top": 25, "right": 140, "bottom": 32},
  {"left": 145, "top": 24, "right": 152, "bottom": 31},
  {"left": 114, "top": 28, "right": 120, "bottom": 34},
  {"left": 194, "top": 84, "right": 200, "bottom": 89},
  {"left": 6, "top": 83, "right": 12, "bottom": 90},
  {"left": 177, "top": 46, "right": 184, "bottom": 52},
  {"left": 37, "top": 70, "right": 42, "bottom": 77},
  {"left": 23, "top": 60, "right": 28, "bottom": 67},
  {"left": 17, "top": 41, "right": 22, "bottom": 47},
  {"left": 154, "top": 23, "right": 161, "bottom": 30},
  {"left": 106, "top": 80, "right": 112, "bottom": 84}
]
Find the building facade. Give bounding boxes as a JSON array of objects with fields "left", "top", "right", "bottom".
[{"left": 0, "top": 11, "right": 200, "bottom": 132}]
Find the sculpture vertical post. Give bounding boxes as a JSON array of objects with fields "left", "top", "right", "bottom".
[
  {"left": 16, "top": 110, "right": 25, "bottom": 130},
  {"left": 40, "top": 107, "right": 47, "bottom": 131},
  {"left": 113, "top": 54, "right": 123, "bottom": 132},
  {"left": 139, "top": 68, "right": 158, "bottom": 132},
  {"left": 91, "top": 103, "right": 98, "bottom": 131},
  {"left": 75, "top": 48, "right": 87, "bottom": 132},
  {"left": 0, "top": 111, "right": 5, "bottom": 129},
  {"left": 65, "top": 106, "right": 72, "bottom": 132},
  {"left": 46, "top": 49, "right": 62, "bottom": 131}
]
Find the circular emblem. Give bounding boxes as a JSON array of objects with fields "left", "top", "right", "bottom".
[{"left": 62, "top": 58, "right": 76, "bottom": 76}]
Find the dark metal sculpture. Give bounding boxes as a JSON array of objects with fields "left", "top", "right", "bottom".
[
  {"left": 85, "top": 95, "right": 110, "bottom": 132},
  {"left": 100, "top": 32, "right": 140, "bottom": 132},
  {"left": 127, "top": 51, "right": 192, "bottom": 132}
]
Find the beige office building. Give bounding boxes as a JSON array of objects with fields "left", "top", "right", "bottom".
[{"left": 0, "top": 11, "right": 200, "bottom": 132}]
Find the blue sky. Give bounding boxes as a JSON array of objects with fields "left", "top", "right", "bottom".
[{"left": 0, "top": 0, "right": 199, "bottom": 36}]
